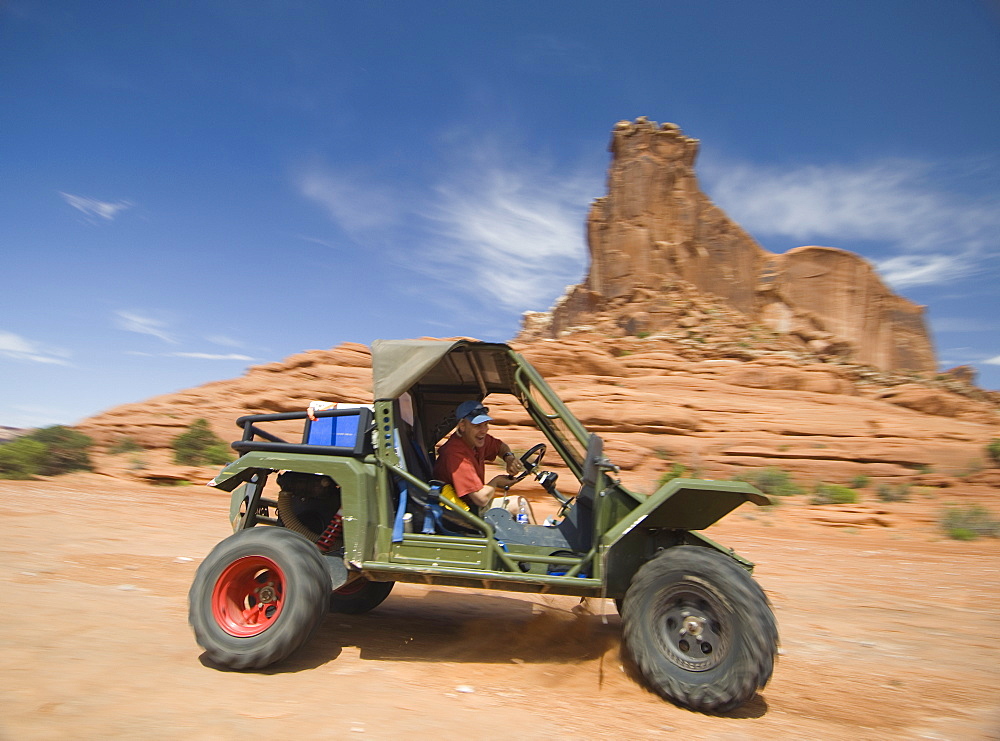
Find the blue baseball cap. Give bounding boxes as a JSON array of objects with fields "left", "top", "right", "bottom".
[{"left": 456, "top": 400, "right": 492, "bottom": 425}]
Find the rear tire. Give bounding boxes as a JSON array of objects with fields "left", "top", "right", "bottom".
[
  {"left": 329, "top": 578, "right": 394, "bottom": 614},
  {"left": 621, "top": 546, "right": 778, "bottom": 712},
  {"left": 189, "top": 527, "right": 329, "bottom": 670}
]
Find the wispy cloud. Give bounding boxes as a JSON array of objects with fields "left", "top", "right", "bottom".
[
  {"left": 205, "top": 334, "right": 246, "bottom": 349},
  {"left": 297, "top": 143, "right": 600, "bottom": 315},
  {"left": 60, "top": 192, "right": 133, "bottom": 222},
  {"left": 985, "top": 355, "right": 1000, "bottom": 366},
  {"left": 875, "top": 254, "right": 971, "bottom": 288},
  {"left": 700, "top": 157, "right": 1000, "bottom": 289},
  {"left": 116, "top": 319, "right": 253, "bottom": 360},
  {"left": 296, "top": 168, "right": 400, "bottom": 237},
  {"left": 115, "top": 311, "right": 178, "bottom": 344},
  {"left": 169, "top": 352, "right": 254, "bottom": 361},
  {"left": 931, "top": 317, "right": 1000, "bottom": 333},
  {"left": 427, "top": 154, "right": 596, "bottom": 311},
  {"left": 0, "top": 330, "right": 71, "bottom": 365}
]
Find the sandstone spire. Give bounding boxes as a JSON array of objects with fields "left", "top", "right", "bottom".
[{"left": 521, "top": 117, "right": 936, "bottom": 374}]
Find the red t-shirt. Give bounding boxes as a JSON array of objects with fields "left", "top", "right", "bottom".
[{"left": 433, "top": 433, "right": 502, "bottom": 500}]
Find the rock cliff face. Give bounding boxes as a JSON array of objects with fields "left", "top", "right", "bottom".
[
  {"left": 520, "top": 117, "right": 936, "bottom": 374},
  {"left": 76, "top": 337, "right": 999, "bottom": 495}
]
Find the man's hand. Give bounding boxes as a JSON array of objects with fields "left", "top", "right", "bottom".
[
  {"left": 488, "top": 475, "right": 518, "bottom": 491},
  {"left": 467, "top": 475, "right": 519, "bottom": 508},
  {"left": 503, "top": 453, "right": 523, "bottom": 477}
]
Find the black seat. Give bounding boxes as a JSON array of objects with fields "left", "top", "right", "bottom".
[{"left": 548, "top": 434, "right": 601, "bottom": 551}]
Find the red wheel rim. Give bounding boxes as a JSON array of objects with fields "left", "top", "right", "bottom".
[{"left": 212, "top": 555, "right": 286, "bottom": 637}]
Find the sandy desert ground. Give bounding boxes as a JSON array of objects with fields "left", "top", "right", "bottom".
[{"left": 2, "top": 473, "right": 999, "bottom": 740}]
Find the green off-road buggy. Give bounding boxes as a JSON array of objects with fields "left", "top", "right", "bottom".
[{"left": 189, "top": 339, "right": 777, "bottom": 712}]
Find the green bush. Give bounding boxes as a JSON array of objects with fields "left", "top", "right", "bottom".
[
  {"left": 940, "top": 505, "right": 1000, "bottom": 540},
  {"left": 108, "top": 436, "right": 142, "bottom": 455},
  {"left": 850, "top": 474, "right": 870, "bottom": 489},
  {"left": 876, "top": 483, "right": 910, "bottom": 502},
  {"left": 986, "top": 439, "right": 1000, "bottom": 467},
  {"left": 0, "top": 426, "right": 93, "bottom": 478},
  {"left": 810, "top": 483, "right": 858, "bottom": 505},
  {"left": 658, "top": 462, "right": 688, "bottom": 487},
  {"left": 0, "top": 438, "right": 47, "bottom": 479},
  {"left": 735, "top": 467, "right": 805, "bottom": 497},
  {"left": 171, "top": 419, "right": 233, "bottom": 466},
  {"left": 27, "top": 426, "right": 93, "bottom": 476}
]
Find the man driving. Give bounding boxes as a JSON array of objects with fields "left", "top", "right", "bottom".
[{"left": 433, "top": 400, "right": 534, "bottom": 521}]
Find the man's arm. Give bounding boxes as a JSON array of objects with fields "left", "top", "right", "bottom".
[{"left": 466, "top": 474, "right": 518, "bottom": 508}]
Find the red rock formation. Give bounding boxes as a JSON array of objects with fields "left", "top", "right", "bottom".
[
  {"left": 75, "top": 336, "right": 998, "bottom": 494},
  {"left": 520, "top": 117, "right": 936, "bottom": 374}
]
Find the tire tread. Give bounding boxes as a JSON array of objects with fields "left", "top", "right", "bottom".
[
  {"left": 189, "top": 527, "right": 329, "bottom": 670},
  {"left": 621, "top": 545, "right": 778, "bottom": 712}
]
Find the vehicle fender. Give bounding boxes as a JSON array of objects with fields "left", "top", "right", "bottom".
[
  {"left": 208, "top": 451, "right": 376, "bottom": 492},
  {"left": 208, "top": 451, "right": 380, "bottom": 561},
  {"left": 601, "top": 478, "right": 770, "bottom": 598}
]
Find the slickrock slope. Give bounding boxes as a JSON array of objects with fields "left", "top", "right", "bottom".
[
  {"left": 77, "top": 336, "right": 999, "bottom": 502},
  {"left": 519, "top": 117, "right": 936, "bottom": 374}
]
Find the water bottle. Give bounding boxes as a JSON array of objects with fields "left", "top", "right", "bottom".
[{"left": 516, "top": 499, "right": 529, "bottom": 524}]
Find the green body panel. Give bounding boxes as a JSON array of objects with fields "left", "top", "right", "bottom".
[
  {"left": 211, "top": 451, "right": 382, "bottom": 565},
  {"left": 360, "top": 560, "right": 603, "bottom": 597},
  {"left": 389, "top": 533, "right": 493, "bottom": 570}
]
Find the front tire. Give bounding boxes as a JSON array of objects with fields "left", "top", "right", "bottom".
[
  {"left": 189, "top": 527, "right": 329, "bottom": 670},
  {"left": 621, "top": 546, "right": 778, "bottom": 712}
]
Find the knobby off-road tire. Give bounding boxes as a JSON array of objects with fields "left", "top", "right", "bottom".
[
  {"left": 329, "top": 577, "right": 394, "bottom": 614},
  {"left": 621, "top": 545, "right": 778, "bottom": 713},
  {"left": 189, "top": 527, "right": 329, "bottom": 670}
]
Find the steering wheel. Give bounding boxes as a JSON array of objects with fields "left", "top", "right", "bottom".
[{"left": 508, "top": 443, "right": 546, "bottom": 483}]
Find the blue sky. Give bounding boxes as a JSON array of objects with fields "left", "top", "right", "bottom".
[{"left": 2, "top": 1, "right": 998, "bottom": 429}]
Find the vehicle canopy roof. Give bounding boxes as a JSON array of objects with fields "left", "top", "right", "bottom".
[{"left": 371, "top": 339, "right": 521, "bottom": 443}]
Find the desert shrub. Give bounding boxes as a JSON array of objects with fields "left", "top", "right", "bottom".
[
  {"left": 986, "top": 439, "right": 1000, "bottom": 467},
  {"left": 876, "top": 483, "right": 910, "bottom": 502},
  {"left": 0, "top": 427, "right": 93, "bottom": 478},
  {"left": 0, "top": 438, "right": 47, "bottom": 479},
  {"left": 850, "top": 474, "right": 870, "bottom": 489},
  {"left": 810, "top": 482, "right": 858, "bottom": 505},
  {"left": 658, "top": 462, "right": 688, "bottom": 487},
  {"left": 940, "top": 505, "right": 1000, "bottom": 540},
  {"left": 171, "top": 419, "right": 232, "bottom": 466},
  {"left": 26, "top": 426, "right": 93, "bottom": 475},
  {"left": 108, "top": 436, "right": 142, "bottom": 455},
  {"left": 735, "top": 467, "right": 805, "bottom": 497}
]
